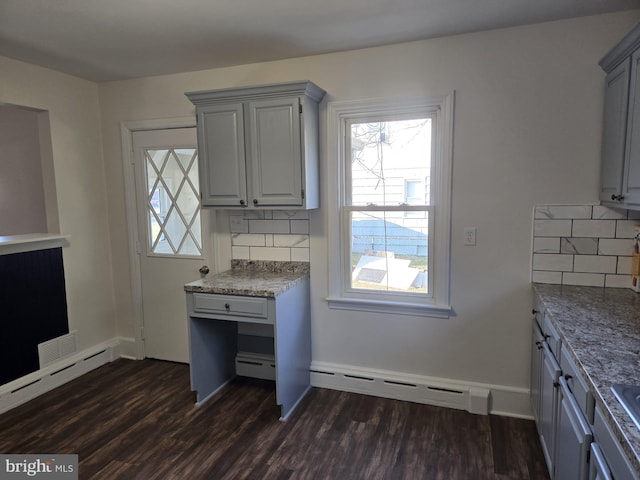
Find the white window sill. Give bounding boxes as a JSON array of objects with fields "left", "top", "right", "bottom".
[{"left": 326, "top": 296, "right": 452, "bottom": 318}]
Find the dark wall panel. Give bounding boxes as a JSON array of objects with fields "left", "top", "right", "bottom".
[{"left": 0, "top": 247, "right": 69, "bottom": 385}]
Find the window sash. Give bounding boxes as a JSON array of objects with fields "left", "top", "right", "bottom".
[{"left": 341, "top": 205, "right": 435, "bottom": 300}]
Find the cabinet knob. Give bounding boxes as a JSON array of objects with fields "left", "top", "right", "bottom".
[
  {"left": 239, "top": 199, "right": 245, "bottom": 206},
  {"left": 553, "top": 381, "right": 560, "bottom": 388},
  {"left": 535, "top": 341, "right": 543, "bottom": 350},
  {"left": 564, "top": 373, "right": 572, "bottom": 380},
  {"left": 532, "top": 309, "right": 538, "bottom": 315},
  {"left": 253, "top": 199, "right": 258, "bottom": 205},
  {"left": 224, "top": 303, "right": 230, "bottom": 310},
  {"left": 199, "top": 265, "right": 210, "bottom": 275}
]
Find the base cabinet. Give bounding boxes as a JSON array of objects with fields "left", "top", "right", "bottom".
[{"left": 531, "top": 298, "right": 640, "bottom": 480}]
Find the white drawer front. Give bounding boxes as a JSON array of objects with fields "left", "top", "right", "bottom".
[{"left": 193, "top": 293, "right": 267, "bottom": 318}]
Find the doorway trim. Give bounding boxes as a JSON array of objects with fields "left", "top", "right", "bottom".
[{"left": 120, "top": 117, "right": 197, "bottom": 360}]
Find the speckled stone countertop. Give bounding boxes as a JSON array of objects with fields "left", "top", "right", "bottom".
[
  {"left": 184, "top": 260, "right": 309, "bottom": 298},
  {"left": 532, "top": 283, "right": 640, "bottom": 474}
]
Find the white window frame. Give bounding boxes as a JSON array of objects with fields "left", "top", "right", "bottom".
[{"left": 326, "top": 93, "right": 454, "bottom": 317}]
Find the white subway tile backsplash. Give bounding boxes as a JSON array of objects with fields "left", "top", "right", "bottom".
[
  {"left": 533, "top": 237, "right": 560, "bottom": 253},
  {"left": 272, "top": 210, "right": 310, "bottom": 220},
  {"left": 250, "top": 247, "right": 291, "bottom": 261},
  {"left": 599, "top": 238, "right": 633, "bottom": 256},
  {"left": 535, "top": 205, "right": 592, "bottom": 219},
  {"left": 618, "top": 256, "right": 632, "bottom": 275},
  {"left": 533, "top": 254, "right": 573, "bottom": 271},
  {"left": 592, "top": 205, "right": 627, "bottom": 219},
  {"left": 291, "top": 248, "right": 310, "bottom": 262},
  {"left": 232, "top": 233, "right": 266, "bottom": 246},
  {"left": 291, "top": 220, "right": 310, "bottom": 235},
  {"left": 572, "top": 220, "right": 616, "bottom": 238},
  {"left": 534, "top": 220, "right": 572, "bottom": 237},
  {"left": 616, "top": 220, "right": 640, "bottom": 239},
  {"left": 573, "top": 255, "right": 617, "bottom": 274},
  {"left": 273, "top": 234, "right": 309, "bottom": 248},
  {"left": 532, "top": 271, "right": 562, "bottom": 284},
  {"left": 232, "top": 246, "right": 251, "bottom": 259},
  {"left": 532, "top": 203, "right": 636, "bottom": 289},
  {"left": 562, "top": 272, "right": 605, "bottom": 287},
  {"left": 249, "top": 219, "right": 291, "bottom": 234},
  {"left": 606, "top": 274, "right": 632, "bottom": 288},
  {"left": 560, "top": 238, "right": 598, "bottom": 255},
  {"left": 229, "top": 211, "right": 311, "bottom": 263}
]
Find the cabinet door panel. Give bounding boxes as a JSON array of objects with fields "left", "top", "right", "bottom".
[
  {"left": 555, "top": 378, "right": 592, "bottom": 480},
  {"left": 248, "top": 98, "right": 303, "bottom": 206},
  {"left": 624, "top": 50, "right": 640, "bottom": 205},
  {"left": 531, "top": 319, "right": 544, "bottom": 427},
  {"left": 198, "top": 104, "right": 247, "bottom": 206},
  {"left": 600, "top": 58, "right": 630, "bottom": 203},
  {"left": 540, "top": 342, "right": 561, "bottom": 475}
]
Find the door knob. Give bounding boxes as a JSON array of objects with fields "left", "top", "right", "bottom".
[{"left": 199, "top": 265, "right": 210, "bottom": 275}]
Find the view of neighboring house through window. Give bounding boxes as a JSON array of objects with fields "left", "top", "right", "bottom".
[
  {"left": 348, "top": 117, "right": 432, "bottom": 294},
  {"left": 327, "top": 93, "right": 453, "bottom": 316}
]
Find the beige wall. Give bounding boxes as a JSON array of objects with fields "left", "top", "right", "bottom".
[
  {"left": 0, "top": 56, "right": 116, "bottom": 349},
  {"left": 0, "top": 106, "right": 47, "bottom": 235},
  {"left": 98, "top": 11, "right": 640, "bottom": 413},
  {"left": 2, "top": 11, "right": 632, "bottom": 412}
]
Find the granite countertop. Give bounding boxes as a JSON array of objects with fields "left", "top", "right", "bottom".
[
  {"left": 532, "top": 283, "right": 640, "bottom": 474},
  {"left": 184, "top": 260, "right": 309, "bottom": 298}
]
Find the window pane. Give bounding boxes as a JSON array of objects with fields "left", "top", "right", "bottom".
[
  {"left": 350, "top": 118, "right": 431, "bottom": 206},
  {"left": 350, "top": 210, "right": 428, "bottom": 294},
  {"left": 144, "top": 147, "right": 202, "bottom": 257}
]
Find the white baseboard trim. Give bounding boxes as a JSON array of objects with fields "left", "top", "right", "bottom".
[
  {"left": 116, "top": 336, "right": 138, "bottom": 360},
  {"left": 310, "top": 361, "right": 533, "bottom": 418},
  {"left": 0, "top": 339, "right": 121, "bottom": 415}
]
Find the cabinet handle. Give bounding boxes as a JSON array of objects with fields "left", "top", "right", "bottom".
[
  {"left": 564, "top": 373, "right": 572, "bottom": 380},
  {"left": 544, "top": 334, "right": 551, "bottom": 340},
  {"left": 611, "top": 194, "right": 625, "bottom": 201},
  {"left": 224, "top": 303, "right": 230, "bottom": 310},
  {"left": 532, "top": 309, "right": 538, "bottom": 315},
  {"left": 553, "top": 381, "right": 560, "bottom": 388},
  {"left": 240, "top": 199, "right": 245, "bottom": 206},
  {"left": 253, "top": 199, "right": 258, "bottom": 205},
  {"left": 535, "top": 341, "right": 543, "bottom": 350}
]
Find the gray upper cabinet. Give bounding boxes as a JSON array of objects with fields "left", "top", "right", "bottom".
[
  {"left": 599, "top": 24, "right": 640, "bottom": 209},
  {"left": 186, "top": 81, "right": 325, "bottom": 209}
]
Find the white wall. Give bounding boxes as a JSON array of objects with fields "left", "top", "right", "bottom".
[
  {"left": 0, "top": 56, "right": 116, "bottom": 350},
  {"left": 98, "top": 12, "right": 639, "bottom": 413}
]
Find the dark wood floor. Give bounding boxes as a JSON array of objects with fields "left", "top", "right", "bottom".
[{"left": 0, "top": 359, "right": 549, "bottom": 479}]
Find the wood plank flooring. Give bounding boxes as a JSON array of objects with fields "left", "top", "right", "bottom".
[{"left": 0, "top": 359, "right": 549, "bottom": 479}]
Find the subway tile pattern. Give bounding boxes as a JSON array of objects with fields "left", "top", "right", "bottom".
[
  {"left": 230, "top": 211, "right": 310, "bottom": 262},
  {"left": 532, "top": 205, "right": 639, "bottom": 288}
]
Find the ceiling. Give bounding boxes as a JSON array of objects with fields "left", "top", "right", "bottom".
[{"left": 0, "top": 0, "right": 638, "bottom": 83}]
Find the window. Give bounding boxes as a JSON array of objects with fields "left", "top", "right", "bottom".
[{"left": 327, "top": 94, "right": 454, "bottom": 317}]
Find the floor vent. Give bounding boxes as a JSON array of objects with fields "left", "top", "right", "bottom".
[{"left": 38, "top": 331, "right": 78, "bottom": 368}]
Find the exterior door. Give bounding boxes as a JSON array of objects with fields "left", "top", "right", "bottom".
[{"left": 132, "top": 128, "right": 211, "bottom": 363}]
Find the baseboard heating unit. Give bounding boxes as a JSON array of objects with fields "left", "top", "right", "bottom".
[{"left": 310, "top": 362, "right": 490, "bottom": 415}]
